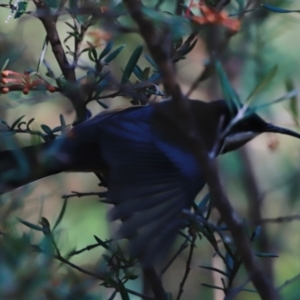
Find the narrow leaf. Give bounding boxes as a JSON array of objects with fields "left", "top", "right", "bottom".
[
  {"left": 60, "top": 114, "right": 67, "bottom": 133},
  {"left": 17, "top": 217, "right": 45, "bottom": 232},
  {"left": 99, "top": 40, "right": 114, "bottom": 60},
  {"left": 133, "top": 65, "right": 144, "bottom": 81},
  {"left": 286, "top": 78, "right": 299, "bottom": 126},
  {"left": 198, "top": 192, "right": 210, "bottom": 211},
  {"left": 200, "top": 265, "right": 228, "bottom": 277},
  {"left": 251, "top": 89, "right": 299, "bottom": 113},
  {"left": 201, "top": 283, "right": 224, "bottom": 290},
  {"left": 37, "top": 37, "right": 49, "bottom": 73},
  {"left": 103, "top": 45, "right": 125, "bottom": 63},
  {"left": 144, "top": 54, "right": 158, "bottom": 69},
  {"left": 245, "top": 65, "right": 278, "bottom": 107},
  {"left": 41, "top": 124, "right": 52, "bottom": 135},
  {"left": 14, "top": 1, "right": 28, "bottom": 19},
  {"left": 118, "top": 279, "right": 130, "bottom": 300},
  {"left": 88, "top": 44, "right": 98, "bottom": 62},
  {"left": 250, "top": 226, "right": 261, "bottom": 241},
  {"left": 255, "top": 252, "right": 279, "bottom": 258},
  {"left": 53, "top": 197, "right": 68, "bottom": 230},
  {"left": 94, "top": 235, "right": 110, "bottom": 249},
  {"left": 215, "top": 60, "right": 241, "bottom": 112},
  {"left": 44, "top": 0, "right": 60, "bottom": 9},
  {"left": 142, "top": 67, "right": 151, "bottom": 80},
  {"left": 180, "top": 39, "right": 197, "bottom": 57},
  {"left": 121, "top": 45, "right": 143, "bottom": 84},
  {"left": 97, "top": 100, "right": 109, "bottom": 109},
  {"left": 107, "top": 291, "right": 117, "bottom": 300},
  {"left": 65, "top": 21, "right": 76, "bottom": 30},
  {"left": 262, "top": 4, "right": 300, "bottom": 13},
  {"left": 11, "top": 115, "right": 25, "bottom": 130}
]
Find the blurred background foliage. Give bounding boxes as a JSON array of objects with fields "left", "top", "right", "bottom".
[{"left": 0, "top": 0, "right": 300, "bottom": 299}]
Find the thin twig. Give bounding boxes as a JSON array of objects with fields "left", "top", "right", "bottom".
[
  {"left": 143, "top": 267, "right": 167, "bottom": 300},
  {"left": 277, "top": 272, "right": 300, "bottom": 291},
  {"left": 176, "top": 233, "right": 197, "bottom": 300},
  {"left": 54, "top": 254, "right": 152, "bottom": 299},
  {"left": 258, "top": 215, "right": 300, "bottom": 224},
  {"left": 61, "top": 191, "right": 107, "bottom": 199},
  {"left": 123, "top": 1, "right": 279, "bottom": 299},
  {"left": 160, "top": 238, "right": 189, "bottom": 276},
  {"left": 67, "top": 242, "right": 103, "bottom": 257},
  {"left": 33, "top": 0, "right": 86, "bottom": 121}
]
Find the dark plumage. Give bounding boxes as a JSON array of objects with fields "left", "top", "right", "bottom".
[{"left": 1, "top": 99, "right": 299, "bottom": 264}]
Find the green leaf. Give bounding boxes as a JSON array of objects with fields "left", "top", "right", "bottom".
[
  {"left": 225, "top": 252, "right": 234, "bottom": 275},
  {"left": 36, "top": 37, "right": 49, "bottom": 73},
  {"left": 250, "top": 226, "right": 261, "bottom": 241},
  {"left": 255, "top": 252, "right": 278, "bottom": 258},
  {"left": 95, "top": 77, "right": 109, "bottom": 96},
  {"left": 215, "top": 60, "right": 241, "bottom": 113},
  {"left": 251, "top": 89, "right": 299, "bottom": 113},
  {"left": 17, "top": 217, "right": 45, "bottom": 232},
  {"left": 44, "top": 0, "right": 60, "bottom": 9},
  {"left": 121, "top": 45, "right": 143, "bottom": 84},
  {"left": 11, "top": 115, "right": 25, "bottom": 130},
  {"left": 87, "top": 42, "right": 98, "bottom": 62},
  {"left": 200, "top": 265, "right": 228, "bottom": 276},
  {"left": 59, "top": 114, "right": 67, "bottom": 133},
  {"left": 103, "top": 45, "right": 125, "bottom": 64},
  {"left": 107, "top": 291, "right": 117, "bottom": 300},
  {"left": 118, "top": 279, "right": 130, "bottom": 300},
  {"left": 53, "top": 197, "right": 68, "bottom": 231},
  {"left": 65, "top": 21, "right": 76, "bottom": 30},
  {"left": 241, "top": 288, "right": 258, "bottom": 293},
  {"left": 201, "top": 283, "right": 224, "bottom": 290},
  {"left": 144, "top": 54, "right": 158, "bottom": 69},
  {"left": 94, "top": 235, "right": 110, "bottom": 250},
  {"left": 149, "top": 72, "right": 161, "bottom": 82},
  {"left": 40, "top": 217, "right": 51, "bottom": 235},
  {"left": 179, "top": 39, "right": 197, "bottom": 57},
  {"left": 99, "top": 40, "right": 114, "bottom": 60},
  {"left": 198, "top": 192, "right": 210, "bottom": 211},
  {"left": 245, "top": 65, "right": 278, "bottom": 108},
  {"left": 262, "top": 4, "right": 300, "bottom": 13},
  {"left": 51, "top": 126, "right": 62, "bottom": 133},
  {"left": 236, "top": 0, "right": 245, "bottom": 14},
  {"left": 286, "top": 78, "right": 299, "bottom": 126},
  {"left": 133, "top": 65, "right": 144, "bottom": 81},
  {"left": 97, "top": 100, "right": 109, "bottom": 109},
  {"left": 41, "top": 124, "right": 52, "bottom": 135},
  {"left": 14, "top": 1, "right": 28, "bottom": 19},
  {"left": 143, "top": 67, "right": 151, "bottom": 80}
]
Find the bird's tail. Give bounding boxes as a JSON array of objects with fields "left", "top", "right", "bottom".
[{"left": 0, "top": 142, "right": 65, "bottom": 194}]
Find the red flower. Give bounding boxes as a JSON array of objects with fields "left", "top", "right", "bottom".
[
  {"left": 186, "top": 0, "right": 240, "bottom": 32},
  {"left": 1, "top": 70, "right": 56, "bottom": 94}
]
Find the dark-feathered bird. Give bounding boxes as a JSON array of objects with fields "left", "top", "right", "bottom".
[{"left": 1, "top": 99, "right": 299, "bottom": 263}]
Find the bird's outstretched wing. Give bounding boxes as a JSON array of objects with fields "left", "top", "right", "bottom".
[
  {"left": 94, "top": 105, "right": 205, "bottom": 264},
  {"left": 0, "top": 102, "right": 205, "bottom": 264}
]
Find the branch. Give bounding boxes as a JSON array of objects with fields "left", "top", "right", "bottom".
[
  {"left": 160, "top": 238, "right": 189, "bottom": 276},
  {"left": 176, "top": 233, "right": 197, "bottom": 300},
  {"left": 143, "top": 267, "right": 167, "bottom": 300},
  {"left": 258, "top": 215, "right": 300, "bottom": 224},
  {"left": 54, "top": 254, "right": 151, "bottom": 299},
  {"left": 123, "top": 1, "right": 279, "bottom": 299},
  {"left": 61, "top": 191, "right": 107, "bottom": 200},
  {"left": 33, "top": 1, "right": 86, "bottom": 122}
]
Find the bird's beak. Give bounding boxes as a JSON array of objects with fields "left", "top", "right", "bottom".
[{"left": 265, "top": 123, "right": 300, "bottom": 139}]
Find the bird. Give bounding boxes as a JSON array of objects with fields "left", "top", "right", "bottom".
[{"left": 0, "top": 99, "right": 299, "bottom": 264}]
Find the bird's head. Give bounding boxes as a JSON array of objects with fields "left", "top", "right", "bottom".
[
  {"left": 152, "top": 99, "right": 300, "bottom": 155},
  {"left": 207, "top": 100, "right": 300, "bottom": 154}
]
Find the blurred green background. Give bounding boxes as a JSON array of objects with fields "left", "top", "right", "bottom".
[{"left": 1, "top": 0, "right": 300, "bottom": 299}]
